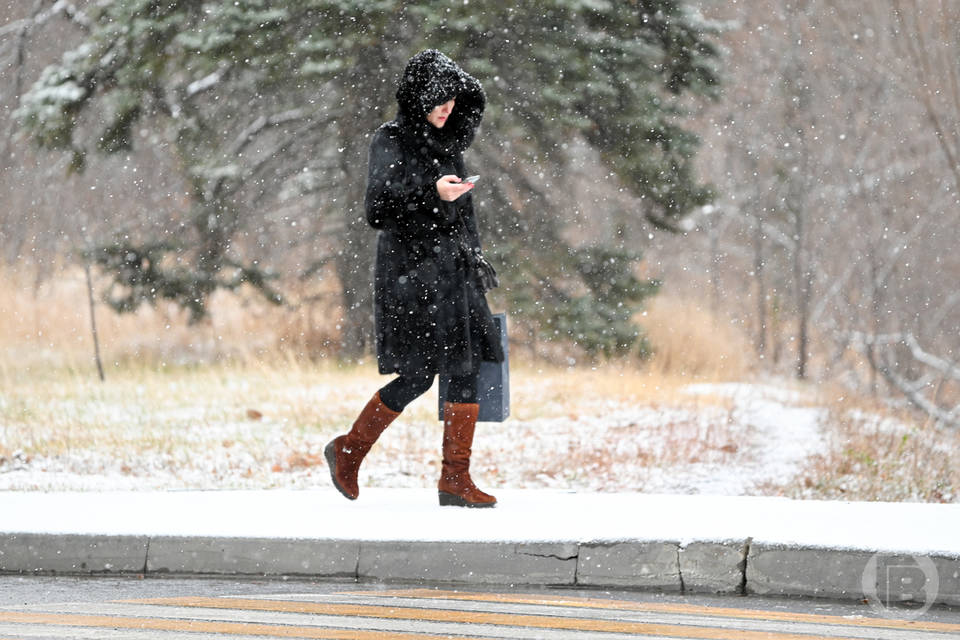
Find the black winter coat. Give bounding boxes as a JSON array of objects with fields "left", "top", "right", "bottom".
[{"left": 366, "top": 50, "right": 504, "bottom": 377}]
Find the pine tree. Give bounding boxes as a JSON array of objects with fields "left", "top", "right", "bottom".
[{"left": 16, "top": 0, "right": 721, "bottom": 356}]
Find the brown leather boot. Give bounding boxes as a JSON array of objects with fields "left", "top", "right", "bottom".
[
  {"left": 324, "top": 391, "right": 400, "bottom": 500},
  {"left": 438, "top": 401, "right": 497, "bottom": 508}
]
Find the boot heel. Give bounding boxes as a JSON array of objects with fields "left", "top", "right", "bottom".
[
  {"left": 438, "top": 490, "right": 467, "bottom": 507},
  {"left": 438, "top": 490, "right": 496, "bottom": 508}
]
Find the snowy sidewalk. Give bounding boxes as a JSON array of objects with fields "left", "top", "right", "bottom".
[{"left": 1, "top": 489, "right": 958, "bottom": 606}]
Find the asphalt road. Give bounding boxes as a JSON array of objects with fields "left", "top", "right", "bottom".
[{"left": 1, "top": 576, "right": 959, "bottom": 639}]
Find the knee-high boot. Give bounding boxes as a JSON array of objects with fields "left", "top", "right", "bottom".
[
  {"left": 438, "top": 401, "right": 497, "bottom": 507},
  {"left": 324, "top": 391, "right": 400, "bottom": 500}
]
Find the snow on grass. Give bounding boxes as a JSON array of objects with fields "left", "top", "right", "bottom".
[
  {"left": 1, "top": 364, "right": 956, "bottom": 502},
  {"left": 782, "top": 399, "right": 960, "bottom": 503}
]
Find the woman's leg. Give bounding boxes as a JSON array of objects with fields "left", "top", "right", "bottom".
[
  {"left": 378, "top": 373, "right": 436, "bottom": 412},
  {"left": 446, "top": 367, "right": 479, "bottom": 404},
  {"left": 439, "top": 359, "right": 496, "bottom": 507},
  {"left": 324, "top": 371, "right": 436, "bottom": 500},
  {"left": 324, "top": 379, "right": 422, "bottom": 501}
]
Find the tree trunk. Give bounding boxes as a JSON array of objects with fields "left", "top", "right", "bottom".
[
  {"left": 753, "top": 214, "right": 767, "bottom": 357},
  {"left": 708, "top": 216, "right": 721, "bottom": 315},
  {"left": 332, "top": 49, "right": 395, "bottom": 360},
  {"left": 793, "top": 210, "right": 810, "bottom": 380},
  {"left": 334, "top": 176, "right": 376, "bottom": 360}
]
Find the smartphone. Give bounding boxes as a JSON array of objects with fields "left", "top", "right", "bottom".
[{"left": 465, "top": 175, "right": 480, "bottom": 184}]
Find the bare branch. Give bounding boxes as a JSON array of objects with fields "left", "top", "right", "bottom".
[
  {"left": 849, "top": 329, "right": 960, "bottom": 427},
  {"left": 811, "top": 258, "right": 857, "bottom": 325},
  {"left": 929, "top": 292, "right": 960, "bottom": 332},
  {"left": 892, "top": 0, "right": 960, "bottom": 195},
  {"left": 197, "top": 114, "right": 334, "bottom": 203},
  {"left": 250, "top": 161, "right": 341, "bottom": 207},
  {"left": 878, "top": 349, "right": 959, "bottom": 428},
  {"left": 936, "top": 1, "right": 960, "bottom": 141},
  {"left": 899, "top": 333, "right": 960, "bottom": 383},
  {"left": 871, "top": 213, "right": 934, "bottom": 292},
  {"left": 731, "top": 209, "right": 797, "bottom": 252}
]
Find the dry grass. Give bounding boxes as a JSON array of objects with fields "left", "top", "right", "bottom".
[
  {"left": 0, "top": 263, "right": 743, "bottom": 491},
  {"left": 0, "top": 355, "right": 737, "bottom": 491},
  {"left": 523, "top": 412, "right": 742, "bottom": 486},
  {"left": 0, "top": 264, "right": 342, "bottom": 377},
  {"left": 2, "top": 350, "right": 957, "bottom": 500},
  {"left": 4, "top": 264, "right": 957, "bottom": 501},
  {"left": 1, "top": 264, "right": 755, "bottom": 379},
  {"left": 638, "top": 293, "right": 753, "bottom": 380},
  {"left": 766, "top": 386, "right": 960, "bottom": 503}
]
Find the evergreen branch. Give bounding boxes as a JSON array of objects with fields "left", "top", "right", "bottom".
[
  {"left": 228, "top": 108, "right": 326, "bottom": 158},
  {"left": 250, "top": 161, "right": 340, "bottom": 207},
  {"left": 219, "top": 257, "right": 285, "bottom": 306},
  {"left": 475, "top": 143, "right": 552, "bottom": 211},
  {"left": 0, "top": 0, "right": 90, "bottom": 37},
  {"left": 239, "top": 117, "right": 336, "bottom": 187},
  {"left": 185, "top": 63, "right": 233, "bottom": 99},
  {"left": 645, "top": 212, "right": 688, "bottom": 233},
  {"left": 204, "top": 115, "right": 330, "bottom": 203}
]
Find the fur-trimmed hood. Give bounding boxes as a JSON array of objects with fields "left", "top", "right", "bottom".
[{"left": 395, "top": 49, "right": 485, "bottom": 155}]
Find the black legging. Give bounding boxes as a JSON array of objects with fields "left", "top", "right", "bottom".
[{"left": 379, "top": 366, "right": 479, "bottom": 413}]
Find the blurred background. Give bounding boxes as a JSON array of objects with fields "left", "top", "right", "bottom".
[{"left": 1, "top": 1, "right": 957, "bottom": 498}]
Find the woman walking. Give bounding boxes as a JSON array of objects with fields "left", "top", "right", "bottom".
[{"left": 324, "top": 49, "right": 504, "bottom": 508}]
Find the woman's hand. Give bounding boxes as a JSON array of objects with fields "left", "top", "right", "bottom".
[{"left": 436, "top": 175, "right": 474, "bottom": 202}]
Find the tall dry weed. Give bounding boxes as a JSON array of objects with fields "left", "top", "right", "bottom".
[
  {"left": 3, "top": 264, "right": 756, "bottom": 389},
  {"left": 638, "top": 294, "right": 753, "bottom": 380},
  {"left": 0, "top": 264, "right": 342, "bottom": 377}
]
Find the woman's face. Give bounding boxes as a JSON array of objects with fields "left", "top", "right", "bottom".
[{"left": 426, "top": 99, "right": 455, "bottom": 128}]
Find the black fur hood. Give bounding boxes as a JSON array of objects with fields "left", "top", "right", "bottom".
[{"left": 395, "top": 49, "right": 485, "bottom": 155}]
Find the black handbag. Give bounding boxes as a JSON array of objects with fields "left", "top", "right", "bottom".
[{"left": 439, "top": 312, "right": 510, "bottom": 422}]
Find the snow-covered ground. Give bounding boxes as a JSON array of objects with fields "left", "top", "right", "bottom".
[
  {"left": 3, "top": 488, "right": 960, "bottom": 556},
  {"left": 0, "top": 381, "right": 832, "bottom": 495},
  {"left": 658, "top": 383, "right": 826, "bottom": 494}
]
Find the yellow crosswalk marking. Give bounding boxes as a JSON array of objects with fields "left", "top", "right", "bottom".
[
  {"left": 0, "top": 610, "right": 497, "bottom": 640},
  {"left": 133, "top": 596, "right": 867, "bottom": 640},
  {"left": 351, "top": 587, "right": 960, "bottom": 635},
  {"left": 4, "top": 589, "right": 957, "bottom": 639}
]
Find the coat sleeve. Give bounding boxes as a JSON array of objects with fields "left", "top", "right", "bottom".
[
  {"left": 456, "top": 156, "right": 484, "bottom": 251},
  {"left": 365, "top": 128, "right": 457, "bottom": 231},
  {"left": 458, "top": 193, "right": 484, "bottom": 251}
]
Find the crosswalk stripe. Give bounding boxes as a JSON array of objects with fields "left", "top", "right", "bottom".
[
  {"left": 4, "top": 589, "right": 958, "bottom": 639},
  {"left": 346, "top": 588, "right": 960, "bottom": 635},
  {"left": 18, "top": 601, "right": 637, "bottom": 640},
  {"left": 0, "top": 624, "right": 279, "bottom": 640},
  {"left": 0, "top": 611, "right": 497, "bottom": 640},
  {"left": 235, "top": 592, "right": 942, "bottom": 640},
  {"left": 128, "top": 597, "right": 870, "bottom": 640}
]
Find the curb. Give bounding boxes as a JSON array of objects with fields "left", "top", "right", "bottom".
[{"left": 3, "top": 533, "right": 958, "bottom": 607}]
